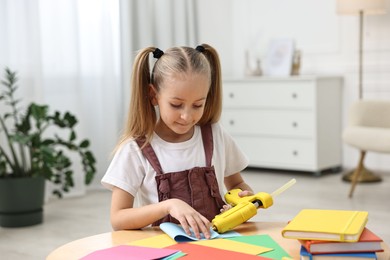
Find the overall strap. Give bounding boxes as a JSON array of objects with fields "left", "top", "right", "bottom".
[
  {"left": 135, "top": 138, "right": 164, "bottom": 175},
  {"left": 200, "top": 124, "right": 213, "bottom": 167}
]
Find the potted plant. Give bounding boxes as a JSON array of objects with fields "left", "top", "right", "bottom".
[{"left": 0, "top": 68, "right": 96, "bottom": 227}]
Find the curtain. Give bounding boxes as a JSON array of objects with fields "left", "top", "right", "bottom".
[
  {"left": 0, "top": 0, "right": 121, "bottom": 197},
  {"left": 1, "top": 0, "right": 199, "bottom": 197}
]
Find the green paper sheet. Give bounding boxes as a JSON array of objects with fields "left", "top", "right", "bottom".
[{"left": 228, "top": 234, "right": 291, "bottom": 259}]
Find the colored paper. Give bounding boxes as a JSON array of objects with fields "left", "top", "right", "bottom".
[
  {"left": 228, "top": 234, "right": 291, "bottom": 259},
  {"left": 282, "top": 209, "right": 368, "bottom": 242},
  {"left": 128, "top": 234, "right": 177, "bottom": 248},
  {"left": 165, "top": 243, "right": 271, "bottom": 260},
  {"left": 160, "top": 222, "right": 241, "bottom": 242},
  {"left": 80, "top": 245, "right": 179, "bottom": 260},
  {"left": 161, "top": 251, "right": 186, "bottom": 260},
  {"left": 190, "top": 238, "right": 272, "bottom": 255}
]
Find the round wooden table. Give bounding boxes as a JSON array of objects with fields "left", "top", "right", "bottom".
[{"left": 46, "top": 221, "right": 390, "bottom": 260}]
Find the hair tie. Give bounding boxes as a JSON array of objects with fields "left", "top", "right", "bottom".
[
  {"left": 153, "top": 48, "right": 164, "bottom": 59},
  {"left": 195, "top": 45, "right": 205, "bottom": 53}
]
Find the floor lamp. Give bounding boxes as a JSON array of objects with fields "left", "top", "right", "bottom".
[{"left": 337, "top": 0, "right": 387, "bottom": 182}]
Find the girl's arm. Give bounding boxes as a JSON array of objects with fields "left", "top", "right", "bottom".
[
  {"left": 224, "top": 172, "right": 254, "bottom": 196},
  {"left": 110, "top": 187, "right": 211, "bottom": 239}
]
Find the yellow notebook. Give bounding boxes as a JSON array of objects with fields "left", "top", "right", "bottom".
[{"left": 281, "top": 209, "right": 368, "bottom": 242}]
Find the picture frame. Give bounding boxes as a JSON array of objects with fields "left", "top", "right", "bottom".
[{"left": 264, "top": 38, "right": 295, "bottom": 77}]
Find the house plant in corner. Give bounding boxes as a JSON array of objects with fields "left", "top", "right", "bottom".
[{"left": 0, "top": 68, "right": 96, "bottom": 227}]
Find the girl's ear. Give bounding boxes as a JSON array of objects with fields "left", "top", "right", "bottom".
[{"left": 149, "top": 84, "right": 158, "bottom": 106}]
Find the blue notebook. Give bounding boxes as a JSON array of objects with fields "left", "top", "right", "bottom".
[
  {"left": 160, "top": 222, "right": 241, "bottom": 242},
  {"left": 300, "top": 246, "right": 377, "bottom": 259}
]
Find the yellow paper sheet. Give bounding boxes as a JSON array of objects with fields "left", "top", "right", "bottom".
[
  {"left": 190, "top": 238, "right": 273, "bottom": 255},
  {"left": 128, "top": 234, "right": 177, "bottom": 248}
]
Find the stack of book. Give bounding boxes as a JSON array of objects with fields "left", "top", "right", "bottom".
[{"left": 281, "top": 209, "right": 384, "bottom": 259}]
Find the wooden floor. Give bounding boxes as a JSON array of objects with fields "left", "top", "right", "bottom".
[{"left": 1, "top": 168, "right": 389, "bottom": 259}]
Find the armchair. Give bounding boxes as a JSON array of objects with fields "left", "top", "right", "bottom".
[{"left": 343, "top": 100, "right": 390, "bottom": 197}]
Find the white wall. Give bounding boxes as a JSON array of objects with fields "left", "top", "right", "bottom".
[{"left": 197, "top": 0, "right": 390, "bottom": 172}]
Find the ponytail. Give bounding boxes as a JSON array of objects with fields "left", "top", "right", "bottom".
[
  {"left": 196, "top": 44, "right": 222, "bottom": 125},
  {"left": 116, "top": 47, "right": 157, "bottom": 150}
]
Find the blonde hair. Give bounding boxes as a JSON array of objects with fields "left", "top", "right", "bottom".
[{"left": 116, "top": 43, "right": 222, "bottom": 150}]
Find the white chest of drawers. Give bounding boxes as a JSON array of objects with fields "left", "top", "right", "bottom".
[{"left": 222, "top": 76, "right": 343, "bottom": 174}]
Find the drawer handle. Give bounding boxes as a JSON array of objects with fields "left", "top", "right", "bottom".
[
  {"left": 292, "top": 121, "right": 298, "bottom": 128},
  {"left": 292, "top": 93, "right": 297, "bottom": 99},
  {"left": 292, "top": 150, "right": 298, "bottom": 156},
  {"left": 229, "top": 92, "right": 235, "bottom": 98}
]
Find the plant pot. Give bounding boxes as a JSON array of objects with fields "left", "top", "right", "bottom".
[{"left": 0, "top": 176, "right": 45, "bottom": 227}]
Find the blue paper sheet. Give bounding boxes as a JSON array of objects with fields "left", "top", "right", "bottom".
[{"left": 160, "top": 222, "right": 241, "bottom": 242}]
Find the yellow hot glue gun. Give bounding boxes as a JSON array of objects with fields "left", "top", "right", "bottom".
[{"left": 212, "top": 178, "right": 296, "bottom": 233}]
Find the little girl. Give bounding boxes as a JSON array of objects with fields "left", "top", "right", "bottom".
[{"left": 102, "top": 44, "right": 253, "bottom": 239}]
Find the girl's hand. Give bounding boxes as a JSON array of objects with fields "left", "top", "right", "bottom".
[
  {"left": 238, "top": 189, "right": 253, "bottom": 197},
  {"left": 219, "top": 189, "right": 254, "bottom": 212},
  {"left": 166, "top": 199, "right": 211, "bottom": 239},
  {"left": 220, "top": 204, "right": 232, "bottom": 212}
]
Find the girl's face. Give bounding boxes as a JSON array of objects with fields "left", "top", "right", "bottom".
[{"left": 151, "top": 72, "right": 210, "bottom": 142}]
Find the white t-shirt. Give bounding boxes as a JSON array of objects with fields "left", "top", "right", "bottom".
[{"left": 101, "top": 123, "right": 249, "bottom": 207}]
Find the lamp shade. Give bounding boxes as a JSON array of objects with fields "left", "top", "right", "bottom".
[{"left": 337, "top": 0, "right": 387, "bottom": 15}]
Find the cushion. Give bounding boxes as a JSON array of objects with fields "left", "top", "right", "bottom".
[{"left": 343, "top": 126, "right": 390, "bottom": 153}]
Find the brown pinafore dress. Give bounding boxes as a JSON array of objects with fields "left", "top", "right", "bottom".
[{"left": 136, "top": 124, "right": 225, "bottom": 226}]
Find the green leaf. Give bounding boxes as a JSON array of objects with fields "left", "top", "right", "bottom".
[
  {"left": 85, "top": 151, "right": 96, "bottom": 163},
  {"left": 85, "top": 170, "right": 94, "bottom": 185},
  {"left": 30, "top": 103, "right": 49, "bottom": 121},
  {"left": 42, "top": 139, "right": 55, "bottom": 145},
  {"left": 69, "top": 130, "right": 76, "bottom": 141},
  {"left": 16, "top": 113, "right": 32, "bottom": 133},
  {"left": 79, "top": 139, "right": 90, "bottom": 148},
  {"left": 41, "top": 145, "right": 55, "bottom": 156},
  {"left": 10, "top": 133, "right": 31, "bottom": 145},
  {"left": 52, "top": 190, "right": 62, "bottom": 198},
  {"left": 64, "top": 112, "right": 77, "bottom": 128},
  {"left": 30, "top": 134, "right": 42, "bottom": 147}
]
